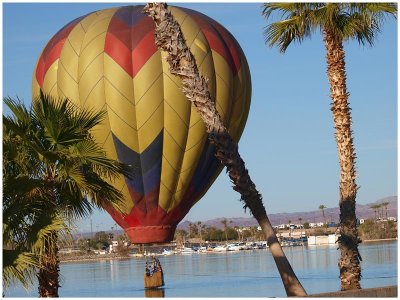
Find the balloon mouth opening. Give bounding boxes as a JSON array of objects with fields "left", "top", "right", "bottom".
[{"left": 125, "top": 225, "right": 176, "bottom": 244}]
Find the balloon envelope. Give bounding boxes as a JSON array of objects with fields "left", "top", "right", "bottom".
[{"left": 32, "top": 5, "right": 251, "bottom": 243}]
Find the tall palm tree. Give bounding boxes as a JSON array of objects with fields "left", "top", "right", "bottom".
[
  {"left": 298, "top": 218, "right": 303, "bottom": 237},
  {"left": 319, "top": 205, "right": 327, "bottom": 224},
  {"left": 221, "top": 219, "right": 229, "bottom": 242},
  {"left": 143, "top": 3, "right": 306, "bottom": 296},
  {"left": 197, "top": 221, "right": 205, "bottom": 242},
  {"left": 381, "top": 202, "right": 390, "bottom": 219},
  {"left": 234, "top": 226, "right": 243, "bottom": 242},
  {"left": 3, "top": 95, "right": 133, "bottom": 297},
  {"left": 222, "top": 220, "right": 228, "bottom": 241},
  {"left": 287, "top": 219, "right": 292, "bottom": 237},
  {"left": 262, "top": 3, "right": 396, "bottom": 290},
  {"left": 370, "top": 204, "right": 380, "bottom": 220}
]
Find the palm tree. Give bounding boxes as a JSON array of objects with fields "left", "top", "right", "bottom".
[
  {"left": 370, "top": 204, "right": 380, "bottom": 220},
  {"left": 3, "top": 95, "right": 133, "bottom": 297},
  {"left": 262, "top": 3, "right": 396, "bottom": 290},
  {"left": 221, "top": 219, "right": 229, "bottom": 242},
  {"left": 298, "top": 218, "right": 303, "bottom": 237},
  {"left": 3, "top": 133, "right": 68, "bottom": 291},
  {"left": 197, "top": 221, "right": 205, "bottom": 242},
  {"left": 287, "top": 219, "right": 292, "bottom": 237},
  {"left": 234, "top": 226, "right": 243, "bottom": 242},
  {"left": 319, "top": 205, "right": 327, "bottom": 224},
  {"left": 381, "top": 202, "right": 390, "bottom": 219},
  {"left": 143, "top": 3, "right": 306, "bottom": 296}
]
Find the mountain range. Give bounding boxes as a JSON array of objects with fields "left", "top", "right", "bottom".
[
  {"left": 75, "top": 196, "right": 396, "bottom": 237},
  {"left": 177, "top": 196, "right": 397, "bottom": 230}
]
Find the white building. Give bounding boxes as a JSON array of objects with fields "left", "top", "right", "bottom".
[
  {"left": 309, "top": 222, "right": 324, "bottom": 228},
  {"left": 108, "top": 240, "right": 119, "bottom": 253},
  {"left": 308, "top": 234, "right": 339, "bottom": 245}
]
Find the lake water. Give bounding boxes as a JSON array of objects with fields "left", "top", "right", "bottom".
[{"left": 5, "top": 240, "right": 397, "bottom": 297}]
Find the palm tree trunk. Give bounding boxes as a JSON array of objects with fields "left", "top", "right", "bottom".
[
  {"left": 323, "top": 28, "right": 361, "bottom": 291},
  {"left": 38, "top": 231, "right": 60, "bottom": 297},
  {"left": 143, "top": 3, "right": 307, "bottom": 296}
]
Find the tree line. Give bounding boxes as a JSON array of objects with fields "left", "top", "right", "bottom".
[{"left": 175, "top": 220, "right": 265, "bottom": 242}]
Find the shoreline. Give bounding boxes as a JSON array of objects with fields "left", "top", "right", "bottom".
[
  {"left": 59, "top": 254, "right": 134, "bottom": 264},
  {"left": 59, "top": 238, "right": 397, "bottom": 264},
  {"left": 362, "top": 238, "right": 397, "bottom": 243}
]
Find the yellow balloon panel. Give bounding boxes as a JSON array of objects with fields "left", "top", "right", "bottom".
[{"left": 133, "top": 53, "right": 163, "bottom": 105}]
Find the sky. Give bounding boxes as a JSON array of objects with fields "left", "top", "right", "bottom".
[{"left": 2, "top": 2, "right": 398, "bottom": 233}]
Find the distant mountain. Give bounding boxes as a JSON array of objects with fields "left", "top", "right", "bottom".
[
  {"left": 177, "top": 196, "right": 397, "bottom": 230},
  {"left": 75, "top": 196, "right": 396, "bottom": 236}
]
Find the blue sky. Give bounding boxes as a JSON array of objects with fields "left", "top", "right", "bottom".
[{"left": 3, "top": 3, "right": 397, "bottom": 233}]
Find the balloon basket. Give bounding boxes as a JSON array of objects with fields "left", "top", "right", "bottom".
[{"left": 144, "top": 270, "right": 164, "bottom": 289}]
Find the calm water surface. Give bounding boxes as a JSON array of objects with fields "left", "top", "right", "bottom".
[{"left": 5, "top": 241, "right": 397, "bottom": 297}]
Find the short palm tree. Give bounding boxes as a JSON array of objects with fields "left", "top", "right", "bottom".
[
  {"left": 262, "top": 3, "right": 397, "bottom": 290},
  {"left": 3, "top": 94, "right": 133, "bottom": 297},
  {"left": 3, "top": 131, "right": 68, "bottom": 291},
  {"left": 144, "top": 3, "right": 307, "bottom": 296}
]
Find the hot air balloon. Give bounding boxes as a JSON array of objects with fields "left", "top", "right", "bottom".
[{"left": 32, "top": 5, "right": 251, "bottom": 244}]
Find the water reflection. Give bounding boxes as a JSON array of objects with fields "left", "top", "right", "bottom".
[
  {"left": 144, "top": 288, "right": 165, "bottom": 297},
  {"left": 5, "top": 241, "right": 397, "bottom": 297},
  {"left": 360, "top": 241, "right": 396, "bottom": 265}
]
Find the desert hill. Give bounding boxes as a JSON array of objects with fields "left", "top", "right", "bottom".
[{"left": 177, "top": 196, "right": 397, "bottom": 230}]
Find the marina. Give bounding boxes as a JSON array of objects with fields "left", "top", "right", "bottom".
[{"left": 133, "top": 236, "right": 331, "bottom": 257}]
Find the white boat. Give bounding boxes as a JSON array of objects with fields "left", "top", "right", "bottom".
[
  {"left": 198, "top": 246, "right": 207, "bottom": 253},
  {"left": 226, "top": 244, "right": 241, "bottom": 251},
  {"left": 213, "top": 245, "right": 227, "bottom": 252},
  {"left": 162, "top": 249, "right": 174, "bottom": 256},
  {"left": 179, "top": 247, "right": 195, "bottom": 254}
]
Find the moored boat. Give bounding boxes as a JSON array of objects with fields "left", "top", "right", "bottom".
[
  {"left": 179, "top": 247, "right": 195, "bottom": 254},
  {"left": 213, "top": 245, "right": 227, "bottom": 252},
  {"left": 162, "top": 249, "right": 174, "bottom": 255}
]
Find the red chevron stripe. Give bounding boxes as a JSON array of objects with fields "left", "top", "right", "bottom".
[
  {"left": 105, "top": 17, "right": 132, "bottom": 50},
  {"left": 36, "top": 17, "right": 82, "bottom": 87},
  {"left": 124, "top": 184, "right": 162, "bottom": 225},
  {"left": 183, "top": 9, "right": 241, "bottom": 76},
  {"left": 104, "top": 32, "right": 133, "bottom": 76},
  {"left": 208, "top": 18, "right": 241, "bottom": 76},
  {"left": 105, "top": 14, "right": 157, "bottom": 78},
  {"left": 131, "top": 31, "right": 158, "bottom": 77},
  {"left": 104, "top": 204, "right": 132, "bottom": 228}
]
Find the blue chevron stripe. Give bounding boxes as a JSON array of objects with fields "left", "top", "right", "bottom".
[
  {"left": 114, "top": 5, "right": 145, "bottom": 27},
  {"left": 190, "top": 140, "right": 221, "bottom": 196},
  {"left": 111, "top": 130, "right": 163, "bottom": 198}
]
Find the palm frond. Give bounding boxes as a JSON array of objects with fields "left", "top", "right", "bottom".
[
  {"left": 3, "top": 250, "right": 39, "bottom": 290},
  {"left": 29, "top": 214, "right": 68, "bottom": 254},
  {"left": 262, "top": 3, "right": 397, "bottom": 48},
  {"left": 3, "top": 97, "right": 32, "bottom": 129},
  {"left": 262, "top": 3, "right": 317, "bottom": 52}
]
